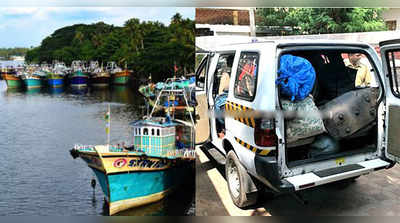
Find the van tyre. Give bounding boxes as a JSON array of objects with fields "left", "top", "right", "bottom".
[{"left": 225, "top": 150, "right": 258, "bottom": 208}]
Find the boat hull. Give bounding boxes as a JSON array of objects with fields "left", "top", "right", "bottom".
[
  {"left": 3, "top": 74, "right": 22, "bottom": 88},
  {"left": 92, "top": 167, "right": 179, "bottom": 215},
  {"left": 90, "top": 76, "right": 110, "bottom": 87},
  {"left": 113, "top": 71, "right": 130, "bottom": 85},
  {"left": 48, "top": 78, "right": 64, "bottom": 88},
  {"left": 24, "top": 78, "right": 42, "bottom": 89},
  {"left": 70, "top": 76, "right": 88, "bottom": 87},
  {"left": 5, "top": 79, "right": 22, "bottom": 88}
]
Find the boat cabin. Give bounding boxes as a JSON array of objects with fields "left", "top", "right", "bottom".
[{"left": 131, "top": 119, "right": 177, "bottom": 156}]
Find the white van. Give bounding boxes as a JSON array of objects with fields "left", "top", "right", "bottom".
[{"left": 195, "top": 39, "right": 400, "bottom": 207}]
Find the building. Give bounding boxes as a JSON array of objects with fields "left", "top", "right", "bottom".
[
  {"left": 195, "top": 8, "right": 256, "bottom": 37},
  {"left": 383, "top": 8, "right": 400, "bottom": 30}
]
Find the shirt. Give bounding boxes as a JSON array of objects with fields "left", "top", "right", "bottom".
[{"left": 344, "top": 59, "right": 371, "bottom": 88}]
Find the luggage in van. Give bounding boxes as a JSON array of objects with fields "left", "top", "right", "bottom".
[
  {"left": 281, "top": 96, "right": 326, "bottom": 143},
  {"left": 319, "top": 87, "right": 379, "bottom": 139}
]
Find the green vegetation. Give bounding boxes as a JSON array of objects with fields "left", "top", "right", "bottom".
[
  {"left": 25, "top": 13, "right": 194, "bottom": 82},
  {"left": 256, "top": 8, "right": 388, "bottom": 35},
  {"left": 0, "top": 48, "right": 29, "bottom": 60}
]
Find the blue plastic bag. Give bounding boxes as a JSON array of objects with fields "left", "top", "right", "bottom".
[{"left": 276, "top": 54, "right": 316, "bottom": 101}]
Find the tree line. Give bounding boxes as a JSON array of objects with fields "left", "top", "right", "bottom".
[
  {"left": 0, "top": 48, "right": 29, "bottom": 60},
  {"left": 25, "top": 13, "right": 194, "bottom": 82},
  {"left": 256, "top": 8, "right": 388, "bottom": 35}
]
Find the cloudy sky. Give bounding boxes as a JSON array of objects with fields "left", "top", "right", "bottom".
[{"left": 0, "top": 7, "right": 194, "bottom": 48}]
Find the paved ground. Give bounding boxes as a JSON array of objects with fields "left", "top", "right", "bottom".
[{"left": 196, "top": 146, "right": 400, "bottom": 216}]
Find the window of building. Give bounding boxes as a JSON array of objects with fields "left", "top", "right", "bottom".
[{"left": 386, "top": 20, "right": 397, "bottom": 31}]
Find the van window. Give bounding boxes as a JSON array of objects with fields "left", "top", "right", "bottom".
[
  {"left": 196, "top": 54, "right": 210, "bottom": 90},
  {"left": 234, "top": 52, "right": 259, "bottom": 101},
  {"left": 212, "top": 53, "right": 235, "bottom": 99},
  {"left": 386, "top": 50, "right": 400, "bottom": 97}
]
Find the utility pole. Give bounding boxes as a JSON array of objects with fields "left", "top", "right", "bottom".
[{"left": 249, "top": 8, "right": 256, "bottom": 37}]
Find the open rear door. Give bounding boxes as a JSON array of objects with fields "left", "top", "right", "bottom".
[
  {"left": 380, "top": 39, "right": 400, "bottom": 163},
  {"left": 195, "top": 52, "right": 211, "bottom": 144}
]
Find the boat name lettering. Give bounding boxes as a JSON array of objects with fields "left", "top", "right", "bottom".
[{"left": 128, "top": 159, "right": 166, "bottom": 169}]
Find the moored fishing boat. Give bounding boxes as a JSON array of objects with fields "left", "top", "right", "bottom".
[
  {"left": 47, "top": 73, "right": 64, "bottom": 87},
  {"left": 113, "top": 70, "right": 130, "bottom": 85},
  {"left": 47, "top": 62, "right": 67, "bottom": 87},
  {"left": 21, "top": 73, "right": 42, "bottom": 89},
  {"left": 2, "top": 66, "right": 22, "bottom": 88},
  {"left": 70, "top": 61, "right": 88, "bottom": 88},
  {"left": 90, "top": 65, "right": 110, "bottom": 87},
  {"left": 70, "top": 78, "right": 195, "bottom": 215},
  {"left": 138, "top": 76, "right": 196, "bottom": 113},
  {"left": 107, "top": 62, "right": 130, "bottom": 85}
]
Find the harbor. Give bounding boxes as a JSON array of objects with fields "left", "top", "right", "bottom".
[{"left": 0, "top": 79, "right": 195, "bottom": 215}]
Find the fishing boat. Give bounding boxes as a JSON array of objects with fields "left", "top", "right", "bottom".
[
  {"left": 70, "top": 78, "right": 195, "bottom": 215},
  {"left": 138, "top": 76, "right": 196, "bottom": 113},
  {"left": 2, "top": 67, "right": 22, "bottom": 88},
  {"left": 21, "top": 73, "right": 42, "bottom": 89},
  {"left": 90, "top": 62, "right": 110, "bottom": 87},
  {"left": 47, "top": 62, "right": 67, "bottom": 87},
  {"left": 70, "top": 61, "right": 88, "bottom": 88},
  {"left": 108, "top": 62, "right": 130, "bottom": 85},
  {"left": 47, "top": 73, "right": 64, "bottom": 87}
]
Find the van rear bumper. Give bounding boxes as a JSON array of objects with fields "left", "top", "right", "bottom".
[
  {"left": 255, "top": 156, "right": 390, "bottom": 193},
  {"left": 285, "top": 158, "right": 390, "bottom": 191}
]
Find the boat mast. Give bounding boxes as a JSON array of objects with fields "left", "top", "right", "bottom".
[{"left": 106, "top": 103, "right": 111, "bottom": 147}]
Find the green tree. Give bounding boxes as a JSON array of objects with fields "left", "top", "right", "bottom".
[{"left": 256, "top": 8, "right": 388, "bottom": 35}]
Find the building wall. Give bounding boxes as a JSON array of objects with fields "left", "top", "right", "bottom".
[
  {"left": 382, "top": 8, "right": 400, "bottom": 30},
  {"left": 196, "top": 8, "right": 250, "bottom": 25}
]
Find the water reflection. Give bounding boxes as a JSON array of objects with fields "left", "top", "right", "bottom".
[
  {"left": 3, "top": 84, "right": 145, "bottom": 107},
  {"left": 48, "top": 87, "right": 65, "bottom": 95}
]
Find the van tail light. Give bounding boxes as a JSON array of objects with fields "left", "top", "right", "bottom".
[{"left": 254, "top": 118, "right": 277, "bottom": 147}]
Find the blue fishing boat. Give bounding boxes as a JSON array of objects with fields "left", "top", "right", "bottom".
[
  {"left": 70, "top": 61, "right": 88, "bottom": 88},
  {"left": 70, "top": 79, "right": 195, "bottom": 215},
  {"left": 70, "top": 70, "right": 88, "bottom": 87},
  {"left": 47, "top": 73, "right": 64, "bottom": 87}
]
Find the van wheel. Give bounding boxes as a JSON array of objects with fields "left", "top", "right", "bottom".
[{"left": 225, "top": 150, "right": 258, "bottom": 208}]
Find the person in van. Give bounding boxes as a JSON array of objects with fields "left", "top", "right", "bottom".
[
  {"left": 344, "top": 53, "right": 372, "bottom": 88},
  {"left": 215, "top": 61, "right": 231, "bottom": 138}
]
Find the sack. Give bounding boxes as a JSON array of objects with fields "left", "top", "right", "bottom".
[
  {"left": 276, "top": 54, "right": 316, "bottom": 101},
  {"left": 282, "top": 96, "right": 326, "bottom": 143}
]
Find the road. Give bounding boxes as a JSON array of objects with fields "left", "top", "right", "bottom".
[{"left": 196, "top": 146, "right": 400, "bottom": 216}]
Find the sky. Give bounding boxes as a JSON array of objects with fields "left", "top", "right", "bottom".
[{"left": 0, "top": 7, "right": 194, "bottom": 48}]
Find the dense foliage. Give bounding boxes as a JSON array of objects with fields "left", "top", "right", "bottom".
[
  {"left": 0, "top": 48, "right": 29, "bottom": 60},
  {"left": 256, "top": 8, "right": 388, "bottom": 35},
  {"left": 25, "top": 13, "right": 194, "bottom": 82}
]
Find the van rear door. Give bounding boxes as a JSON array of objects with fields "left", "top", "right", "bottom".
[
  {"left": 195, "top": 52, "right": 212, "bottom": 144},
  {"left": 380, "top": 39, "right": 400, "bottom": 163}
]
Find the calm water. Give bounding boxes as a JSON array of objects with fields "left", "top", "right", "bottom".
[{"left": 0, "top": 80, "right": 194, "bottom": 216}]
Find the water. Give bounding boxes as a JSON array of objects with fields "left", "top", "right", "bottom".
[{"left": 0, "top": 81, "right": 195, "bottom": 216}]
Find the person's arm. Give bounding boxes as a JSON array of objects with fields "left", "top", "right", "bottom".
[
  {"left": 364, "top": 65, "right": 371, "bottom": 87},
  {"left": 218, "top": 72, "right": 229, "bottom": 94},
  {"left": 355, "top": 68, "right": 364, "bottom": 88}
]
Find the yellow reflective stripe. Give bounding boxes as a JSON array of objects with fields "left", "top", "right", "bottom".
[
  {"left": 246, "top": 144, "right": 251, "bottom": 150},
  {"left": 259, "top": 149, "right": 271, "bottom": 156},
  {"left": 250, "top": 118, "right": 255, "bottom": 128}
]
